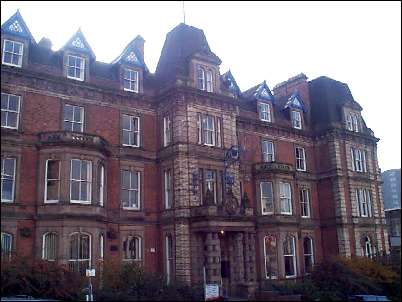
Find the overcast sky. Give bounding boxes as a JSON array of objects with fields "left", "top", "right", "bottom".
[{"left": 2, "top": 1, "right": 401, "bottom": 171}]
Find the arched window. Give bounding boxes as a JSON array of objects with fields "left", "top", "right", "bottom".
[
  {"left": 206, "top": 70, "right": 213, "bottom": 92},
  {"left": 264, "top": 234, "right": 278, "bottom": 279},
  {"left": 165, "top": 234, "right": 173, "bottom": 284},
  {"left": 1, "top": 232, "right": 13, "bottom": 260},
  {"left": 69, "top": 232, "right": 91, "bottom": 275},
  {"left": 123, "top": 236, "right": 142, "bottom": 260},
  {"left": 197, "top": 67, "right": 205, "bottom": 90},
  {"left": 42, "top": 232, "right": 57, "bottom": 261},
  {"left": 363, "top": 236, "right": 374, "bottom": 258},
  {"left": 303, "top": 237, "right": 314, "bottom": 274},
  {"left": 99, "top": 164, "right": 105, "bottom": 207},
  {"left": 283, "top": 236, "right": 297, "bottom": 278}
]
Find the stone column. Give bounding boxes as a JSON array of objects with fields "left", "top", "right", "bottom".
[
  {"left": 204, "top": 232, "right": 221, "bottom": 283},
  {"left": 243, "top": 232, "right": 257, "bottom": 283},
  {"left": 234, "top": 232, "right": 245, "bottom": 283},
  {"left": 175, "top": 221, "right": 191, "bottom": 283}
]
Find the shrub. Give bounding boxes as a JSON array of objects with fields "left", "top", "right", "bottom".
[{"left": 1, "top": 257, "right": 85, "bottom": 300}]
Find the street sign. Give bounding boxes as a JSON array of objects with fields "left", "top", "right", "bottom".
[
  {"left": 205, "top": 284, "right": 220, "bottom": 301},
  {"left": 86, "top": 269, "right": 96, "bottom": 277}
]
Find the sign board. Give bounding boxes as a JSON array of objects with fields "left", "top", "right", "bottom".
[
  {"left": 86, "top": 269, "right": 96, "bottom": 277},
  {"left": 205, "top": 284, "right": 220, "bottom": 301}
]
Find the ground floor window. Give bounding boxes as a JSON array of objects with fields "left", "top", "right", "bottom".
[
  {"left": 69, "top": 232, "right": 91, "bottom": 275},
  {"left": 283, "top": 236, "right": 297, "bottom": 278}
]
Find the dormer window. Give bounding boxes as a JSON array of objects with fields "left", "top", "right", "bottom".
[
  {"left": 2, "top": 39, "right": 23, "bottom": 67},
  {"left": 67, "top": 55, "right": 85, "bottom": 81},
  {"left": 291, "top": 110, "right": 302, "bottom": 129},
  {"left": 197, "top": 66, "right": 213, "bottom": 92},
  {"left": 258, "top": 102, "right": 272, "bottom": 122},
  {"left": 123, "top": 69, "right": 139, "bottom": 93},
  {"left": 346, "top": 112, "right": 360, "bottom": 132}
]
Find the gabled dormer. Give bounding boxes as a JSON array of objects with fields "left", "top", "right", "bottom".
[
  {"left": 61, "top": 29, "right": 95, "bottom": 82},
  {"left": 243, "top": 81, "right": 275, "bottom": 123},
  {"left": 284, "top": 91, "right": 306, "bottom": 130},
  {"left": 1, "top": 10, "right": 35, "bottom": 68},
  {"left": 112, "top": 35, "right": 148, "bottom": 93},
  {"left": 221, "top": 70, "right": 241, "bottom": 98},
  {"left": 343, "top": 98, "right": 363, "bottom": 133}
]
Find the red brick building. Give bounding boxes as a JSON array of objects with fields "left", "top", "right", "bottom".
[{"left": 1, "top": 11, "right": 389, "bottom": 297}]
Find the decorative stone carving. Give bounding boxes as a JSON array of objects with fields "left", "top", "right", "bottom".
[
  {"left": 9, "top": 20, "right": 23, "bottom": 33},
  {"left": 71, "top": 37, "right": 85, "bottom": 49}
]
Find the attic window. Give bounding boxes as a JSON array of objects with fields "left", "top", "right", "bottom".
[
  {"left": 346, "top": 112, "right": 360, "bottom": 132},
  {"left": 291, "top": 110, "right": 302, "bottom": 129},
  {"left": 123, "top": 69, "right": 139, "bottom": 93},
  {"left": 258, "top": 102, "right": 272, "bottom": 122},
  {"left": 2, "top": 39, "right": 23, "bottom": 68},
  {"left": 197, "top": 66, "right": 213, "bottom": 92},
  {"left": 67, "top": 55, "right": 85, "bottom": 81}
]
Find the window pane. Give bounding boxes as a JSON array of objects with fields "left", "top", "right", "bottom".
[
  {"left": 46, "top": 180, "right": 59, "bottom": 200},
  {"left": 73, "top": 107, "right": 82, "bottom": 122},
  {"left": 47, "top": 161, "right": 59, "bottom": 179},
  {"left": 122, "top": 131, "right": 130, "bottom": 145},
  {"left": 7, "top": 113, "right": 17, "bottom": 128},
  {"left": 132, "top": 132, "right": 138, "bottom": 146},
  {"left": 1, "top": 111, "right": 6, "bottom": 126},
  {"left": 1, "top": 94, "right": 7, "bottom": 109},
  {"left": 131, "top": 172, "right": 138, "bottom": 189},
  {"left": 81, "top": 161, "right": 88, "bottom": 181},
  {"left": 122, "top": 170, "right": 130, "bottom": 188},
  {"left": 2, "top": 180, "right": 14, "bottom": 200},
  {"left": 80, "top": 182, "right": 88, "bottom": 201},
  {"left": 8, "top": 96, "right": 19, "bottom": 111},
  {"left": 121, "top": 189, "right": 129, "bottom": 207},
  {"left": 122, "top": 115, "right": 131, "bottom": 130},
  {"left": 4, "top": 41, "right": 13, "bottom": 52},
  {"left": 3, "top": 158, "right": 15, "bottom": 176},
  {"left": 64, "top": 104, "right": 74, "bottom": 121},
  {"left": 13, "top": 43, "right": 22, "bottom": 54},
  {"left": 285, "top": 257, "right": 295, "bottom": 276},
  {"left": 71, "top": 181, "right": 80, "bottom": 200},
  {"left": 71, "top": 160, "right": 81, "bottom": 179}
]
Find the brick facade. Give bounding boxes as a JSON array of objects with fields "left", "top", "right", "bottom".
[{"left": 1, "top": 12, "right": 389, "bottom": 298}]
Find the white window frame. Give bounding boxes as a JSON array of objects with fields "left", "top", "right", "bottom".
[
  {"left": 300, "top": 188, "right": 311, "bottom": 218},
  {"left": 63, "top": 104, "right": 84, "bottom": 132},
  {"left": 1, "top": 232, "right": 13, "bottom": 259},
  {"left": 260, "top": 182, "right": 274, "bottom": 215},
  {"left": 346, "top": 113, "right": 354, "bottom": 131},
  {"left": 303, "top": 237, "right": 314, "bottom": 274},
  {"left": 206, "top": 70, "right": 213, "bottom": 92},
  {"left": 291, "top": 110, "right": 302, "bottom": 129},
  {"left": 351, "top": 113, "right": 359, "bottom": 132},
  {"left": 284, "top": 236, "right": 297, "bottom": 278},
  {"left": 203, "top": 115, "right": 216, "bottom": 146},
  {"left": 356, "top": 188, "right": 372, "bottom": 217},
  {"left": 351, "top": 148, "right": 367, "bottom": 172},
  {"left": 164, "top": 169, "right": 172, "bottom": 209},
  {"left": 280, "top": 182, "right": 292, "bottom": 215},
  {"left": 123, "top": 235, "right": 142, "bottom": 260},
  {"left": 258, "top": 102, "right": 271, "bottom": 122},
  {"left": 44, "top": 159, "right": 60, "bottom": 203},
  {"left": 42, "top": 232, "right": 57, "bottom": 261},
  {"left": 295, "top": 147, "right": 306, "bottom": 171},
  {"left": 123, "top": 68, "right": 139, "bottom": 93},
  {"left": 68, "top": 232, "right": 91, "bottom": 274},
  {"left": 2, "top": 39, "right": 23, "bottom": 67},
  {"left": 70, "top": 159, "right": 92, "bottom": 204},
  {"left": 197, "top": 67, "right": 205, "bottom": 90},
  {"left": 99, "top": 164, "right": 105, "bottom": 207},
  {"left": 122, "top": 114, "right": 140, "bottom": 147},
  {"left": 66, "top": 55, "right": 85, "bottom": 81},
  {"left": 163, "top": 115, "right": 172, "bottom": 147},
  {"left": 1, "top": 93, "right": 21, "bottom": 129},
  {"left": 264, "top": 235, "right": 278, "bottom": 279},
  {"left": 165, "top": 234, "right": 173, "bottom": 284},
  {"left": 121, "top": 170, "right": 141, "bottom": 210},
  {"left": 262, "top": 140, "right": 275, "bottom": 162},
  {"left": 363, "top": 236, "right": 373, "bottom": 258},
  {"left": 1, "top": 157, "right": 16, "bottom": 203}
]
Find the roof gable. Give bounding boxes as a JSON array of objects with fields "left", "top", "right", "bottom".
[
  {"left": 243, "top": 81, "right": 274, "bottom": 101},
  {"left": 111, "top": 35, "right": 148, "bottom": 72},
  {"left": 62, "top": 29, "right": 95, "bottom": 58},
  {"left": 284, "top": 91, "right": 306, "bottom": 111},
  {"left": 222, "top": 70, "right": 240, "bottom": 96},
  {"left": 1, "top": 10, "right": 35, "bottom": 43}
]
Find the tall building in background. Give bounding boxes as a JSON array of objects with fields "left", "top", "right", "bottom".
[
  {"left": 1, "top": 11, "right": 389, "bottom": 298},
  {"left": 382, "top": 169, "right": 401, "bottom": 261}
]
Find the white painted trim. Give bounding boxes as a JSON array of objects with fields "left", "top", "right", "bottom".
[{"left": 2, "top": 39, "right": 23, "bottom": 68}]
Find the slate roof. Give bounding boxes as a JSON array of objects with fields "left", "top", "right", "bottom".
[
  {"left": 309, "top": 76, "right": 364, "bottom": 128},
  {"left": 1, "top": 9, "right": 36, "bottom": 43},
  {"left": 155, "top": 23, "right": 221, "bottom": 79}
]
